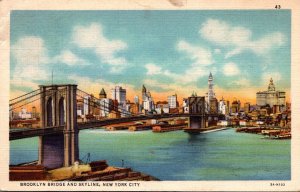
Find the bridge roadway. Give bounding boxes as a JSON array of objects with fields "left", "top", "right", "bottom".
[{"left": 9, "top": 113, "right": 222, "bottom": 140}]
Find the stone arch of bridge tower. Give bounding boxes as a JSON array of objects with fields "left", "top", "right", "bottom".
[
  {"left": 58, "top": 96, "right": 65, "bottom": 126},
  {"left": 46, "top": 96, "right": 53, "bottom": 127}
]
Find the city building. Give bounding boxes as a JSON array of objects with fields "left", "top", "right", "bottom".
[
  {"left": 141, "top": 85, "right": 154, "bottom": 112},
  {"left": 244, "top": 102, "right": 251, "bottom": 114},
  {"left": 32, "top": 106, "right": 37, "bottom": 119},
  {"left": 155, "top": 101, "right": 170, "bottom": 114},
  {"left": 143, "top": 97, "right": 154, "bottom": 112},
  {"left": 206, "top": 72, "right": 217, "bottom": 113},
  {"left": 167, "top": 94, "right": 178, "bottom": 109},
  {"left": 99, "top": 98, "right": 113, "bottom": 117},
  {"left": 18, "top": 108, "right": 32, "bottom": 119},
  {"left": 111, "top": 86, "right": 126, "bottom": 107},
  {"left": 134, "top": 95, "right": 139, "bottom": 104},
  {"left": 99, "top": 88, "right": 107, "bottom": 99},
  {"left": 231, "top": 100, "right": 240, "bottom": 114},
  {"left": 109, "top": 99, "right": 120, "bottom": 118},
  {"left": 206, "top": 72, "right": 216, "bottom": 103},
  {"left": 77, "top": 101, "right": 83, "bottom": 116},
  {"left": 90, "top": 94, "right": 99, "bottom": 116},
  {"left": 256, "top": 78, "right": 286, "bottom": 107},
  {"left": 83, "top": 95, "right": 90, "bottom": 115},
  {"left": 218, "top": 98, "right": 227, "bottom": 115},
  {"left": 209, "top": 98, "right": 218, "bottom": 114},
  {"left": 127, "top": 102, "right": 140, "bottom": 115}
]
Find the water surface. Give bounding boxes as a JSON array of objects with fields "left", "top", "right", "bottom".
[{"left": 10, "top": 128, "right": 290, "bottom": 180}]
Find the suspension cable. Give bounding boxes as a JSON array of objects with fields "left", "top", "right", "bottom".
[{"left": 9, "top": 89, "right": 40, "bottom": 102}]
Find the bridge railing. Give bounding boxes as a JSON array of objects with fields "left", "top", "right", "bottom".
[{"left": 10, "top": 125, "right": 65, "bottom": 140}]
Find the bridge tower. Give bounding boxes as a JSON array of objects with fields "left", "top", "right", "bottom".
[
  {"left": 38, "top": 84, "right": 79, "bottom": 169},
  {"left": 185, "top": 96, "right": 206, "bottom": 132}
]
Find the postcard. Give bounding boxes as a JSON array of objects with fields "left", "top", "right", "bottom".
[{"left": 0, "top": 0, "right": 300, "bottom": 191}]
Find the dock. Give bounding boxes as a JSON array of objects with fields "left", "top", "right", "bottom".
[{"left": 9, "top": 160, "right": 159, "bottom": 181}]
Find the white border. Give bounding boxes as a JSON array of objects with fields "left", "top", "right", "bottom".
[{"left": 0, "top": 0, "right": 299, "bottom": 191}]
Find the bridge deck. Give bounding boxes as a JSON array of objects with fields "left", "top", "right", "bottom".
[{"left": 9, "top": 113, "right": 223, "bottom": 140}]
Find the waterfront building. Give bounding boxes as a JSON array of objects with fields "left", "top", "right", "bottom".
[
  {"left": 99, "top": 88, "right": 107, "bottom": 99},
  {"left": 155, "top": 101, "right": 170, "bottom": 114},
  {"left": 168, "top": 94, "right": 178, "bottom": 109},
  {"left": 256, "top": 78, "right": 286, "bottom": 108}
]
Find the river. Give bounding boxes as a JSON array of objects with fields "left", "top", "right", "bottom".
[{"left": 10, "top": 128, "right": 290, "bottom": 180}]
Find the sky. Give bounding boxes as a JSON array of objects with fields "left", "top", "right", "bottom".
[{"left": 10, "top": 10, "right": 291, "bottom": 104}]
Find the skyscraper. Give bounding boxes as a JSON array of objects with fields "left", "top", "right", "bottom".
[
  {"left": 206, "top": 72, "right": 216, "bottom": 102},
  {"left": 141, "top": 85, "right": 154, "bottom": 112},
  {"left": 111, "top": 86, "right": 126, "bottom": 106},
  {"left": 168, "top": 94, "right": 178, "bottom": 109},
  {"left": 206, "top": 72, "right": 217, "bottom": 113}
]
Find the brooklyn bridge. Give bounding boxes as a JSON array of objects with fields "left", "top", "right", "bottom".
[{"left": 9, "top": 84, "right": 223, "bottom": 169}]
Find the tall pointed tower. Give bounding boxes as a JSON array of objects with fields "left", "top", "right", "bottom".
[
  {"left": 206, "top": 72, "right": 215, "bottom": 102},
  {"left": 142, "top": 84, "right": 147, "bottom": 101},
  {"left": 268, "top": 78, "right": 275, "bottom": 91},
  {"left": 99, "top": 88, "right": 107, "bottom": 99}
]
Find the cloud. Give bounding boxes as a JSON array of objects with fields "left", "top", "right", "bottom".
[
  {"left": 52, "top": 50, "right": 90, "bottom": 66},
  {"left": 145, "top": 40, "right": 214, "bottom": 84},
  {"left": 200, "top": 19, "right": 285, "bottom": 58},
  {"left": 11, "top": 36, "right": 50, "bottom": 89},
  {"left": 200, "top": 19, "right": 252, "bottom": 47},
  {"left": 223, "top": 62, "right": 240, "bottom": 76},
  {"left": 177, "top": 40, "right": 213, "bottom": 66},
  {"left": 214, "top": 49, "right": 221, "bottom": 54},
  {"left": 228, "top": 78, "right": 251, "bottom": 88},
  {"left": 145, "top": 63, "right": 162, "bottom": 75},
  {"left": 72, "top": 23, "right": 128, "bottom": 73}
]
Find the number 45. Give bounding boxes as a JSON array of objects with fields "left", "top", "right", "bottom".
[{"left": 275, "top": 5, "right": 281, "bottom": 9}]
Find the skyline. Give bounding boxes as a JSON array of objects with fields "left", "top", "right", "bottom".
[{"left": 10, "top": 10, "right": 291, "bottom": 103}]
